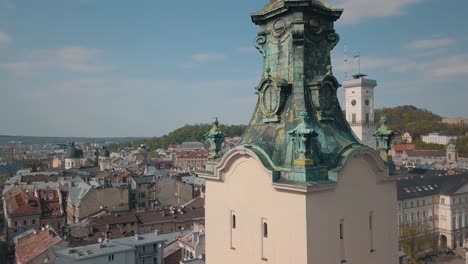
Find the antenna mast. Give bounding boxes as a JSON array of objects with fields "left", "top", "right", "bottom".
[{"left": 344, "top": 42, "right": 349, "bottom": 81}]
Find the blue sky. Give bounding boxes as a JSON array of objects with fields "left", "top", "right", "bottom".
[{"left": 1, "top": 0, "right": 467, "bottom": 137}]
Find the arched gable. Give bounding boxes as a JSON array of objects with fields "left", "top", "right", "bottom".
[{"left": 209, "top": 147, "right": 274, "bottom": 182}]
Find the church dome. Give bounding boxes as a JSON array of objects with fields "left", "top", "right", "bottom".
[
  {"left": 65, "top": 142, "right": 83, "bottom": 159},
  {"left": 100, "top": 146, "right": 110, "bottom": 158}
]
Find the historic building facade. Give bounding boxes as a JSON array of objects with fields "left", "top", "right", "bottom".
[
  {"left": 199, "top": 1, "right": 398, "bottom": 263},
  {"left": 397, "top": 173, "right": 468, "bottom": 249}
]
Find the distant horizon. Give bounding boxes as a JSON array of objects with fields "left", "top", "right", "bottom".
[{"left": 0, "top": 104, "right": 465, "bottom": 138}]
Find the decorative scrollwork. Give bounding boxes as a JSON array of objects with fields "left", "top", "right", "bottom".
[
  {"left": 255, "top": 34, "right": 267, "bottom": 57},
  {"left": 272, "top": 19, "right": 288, "bottom": 38},
  {"left": 309, "top": 18, "right": 324, "bottom": 34},
  {"left": 327, "top": 32, "right": 340, "bottom": 50},
  {"left": 256, "top": 71, "right": 291, "bottom": 123}
]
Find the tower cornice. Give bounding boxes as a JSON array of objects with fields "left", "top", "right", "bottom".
[{"left": 251, "top": 0, "right": 343, "bottom": 25}]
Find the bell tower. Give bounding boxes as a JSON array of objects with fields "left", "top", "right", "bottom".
[
  {"left": 199, "top": 1, "right": 398, "bottom": 263},
  {"left": 344, "top": 74, "right": 377, "bottom": 149}
]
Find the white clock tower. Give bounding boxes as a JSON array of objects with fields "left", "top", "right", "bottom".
[{"left": 344, "top": 74, "right": 377, "bottom": 149}]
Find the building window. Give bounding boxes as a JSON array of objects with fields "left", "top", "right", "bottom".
[
  {"left": 340, "top": 219, "right": 346, "bottom": 262},
  {"left": 453, "top": 217, "right": 457, "bottom": 229},
  {"left": 365, "top": 113, "right": 370, "bottom": 124},
  {"left": 14, "top": 221, "right": 17, "bottom": 227},
  {"left": 398, "top": 203, "right": 402, "bottom": 210},
  {"left": 32, "top": 219, "right": 35, "bottom": 225},
  {"left": 23, "top": 220, "right": 27, "bottom": 226},
  {"left": 441, "top": 198, "right": 445, "bottom": 204},
  {"left": 423, "top": 211, "right": 426, "bottom": 218},
  {"left": 261, "top": 218, "right": 268, "bottom": 261},
  {"left": 417, "top": 212, "right": 420, "bottom": 220},
  {"left": 352, "top": 114, "right": 356, "bottom": 124},
  {"left": 411, "top": 201, "right": 414, "bottom": 208},
  {"left": 340, "top": 220, "right": 344, "bottom": 240},
  {"left": 108, "top": 254, "right": 114, "bottom": 262},
  {"left": 423, "top": 200, "right": 425, "bottom": 206},
  {"left": 399, "top": 214, "right": 402, "bottom": 224},
  {"left": 416, "top": 200, "right": 419, "bottom": 207},
  {"left": 405, "top": 202, "right": 408, "bottom": 208},
  {"left": 230, "top": 210, "right": 236, "bottom": 250},
  {"left": 369, "top": 211, "right": 375, "bottom": 252}
]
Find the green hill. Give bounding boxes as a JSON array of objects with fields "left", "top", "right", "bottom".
[
  {"left": 375, "top": 105, "right": 468, "bottom": 156},
  {"left": 136, "top": 105, "right": 467, "bottom": 156},
  {"left": 375, "top": 105, "right": 467, "bottom": 138},
  {"left": 134, "top": 124, "right": 247, "bottom": 150}
]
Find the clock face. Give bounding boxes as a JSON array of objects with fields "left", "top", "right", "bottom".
[
  {"left": 262, "top": 84, "right": 278, "bottom": 115},
  {"left": 351, "top": 100, "right": 357, "bottom": 106}
]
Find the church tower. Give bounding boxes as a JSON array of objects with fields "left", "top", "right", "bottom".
[
  {"left": 344, "top": 74, "right": 377, "bottom": 149},
  {"left": 199, "top": 1, "right": 398, "bottom": 263},
  {"left": 446, "top": 141, "right": 458, "bottom": 163}
]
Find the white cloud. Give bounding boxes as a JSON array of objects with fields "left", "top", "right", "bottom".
[
  {"left": 405, "top": 38, "right": 456, "bottom": 50},
  {"left": 332, "top": 56, "right": 405, "bottom": 73},
  {"left": 330, "top": 0, "right": 423, "bottom": 24},
  {"left": 191, "top": 52, "right": 226, "bottom": 63},
  {"left": 1, "top": 46, "right": 113, "bottom": 75},
  {"left": 0, "top": 32, "right": 12, "bottom": 44},
  {"left": 57, "top": 46, "right": 112, "bottom": 73},
  {"left": 422, "top": 54, "right": 468, "bottom": 78},
  {"left": 236, "top": 46, "right": 257, "bottom": 54},
  {"left": 179, "top": 52, "right": 227, "bottom": 69}
]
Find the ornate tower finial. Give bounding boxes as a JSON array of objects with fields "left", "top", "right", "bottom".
[
  {"left": 373, "top": 115, "right": 396, "bottom": 164},
  {"left": 288, "top": 112, "right": 318, "bottom": 161},
  {"left": 205, "top": 117, "right": 225, "bottom": 159}
]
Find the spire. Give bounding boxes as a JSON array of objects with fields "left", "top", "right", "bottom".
[{"left": 238, "top": 0, "right": 360, "bottom": 183}]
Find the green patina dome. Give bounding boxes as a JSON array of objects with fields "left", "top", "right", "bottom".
[{"left": 237, "top": 0, "right": 362, "bottom": 183}]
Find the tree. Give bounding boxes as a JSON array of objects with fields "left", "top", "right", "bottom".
[
  {"left": 400, "top": 223, "right": 437, "bottom": 264},
  {"left": 457, "top": 135, "right": 468, "bottom": 158}
]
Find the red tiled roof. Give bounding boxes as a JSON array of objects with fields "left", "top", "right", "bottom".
[
  {"left": 393, "top": 144, "right": 415, "bottom": 152},
  {"left": 137, "top": 198, "right": 205, "bottom": 224},
  {"left": 38, "top": 189, "right": 63, "bottom": 218},
  {"left": 406, "top": 150, "right": 445, "bottom": 157},
  {"left": 15, "top": 229, "right": 63, "bottom": 264},
  {"left": 7, "top": 191, "right": 41, "bottom": 217},
  {"left": 176, "top": 151, "right": 208, "bottom": 159},
  {"left": 91, "top": 211, "right": 138, "bottom": 225}
]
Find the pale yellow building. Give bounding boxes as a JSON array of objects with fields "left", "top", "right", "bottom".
[{"left": 199, "top": 0, "right": 399, "bottom": 263}]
